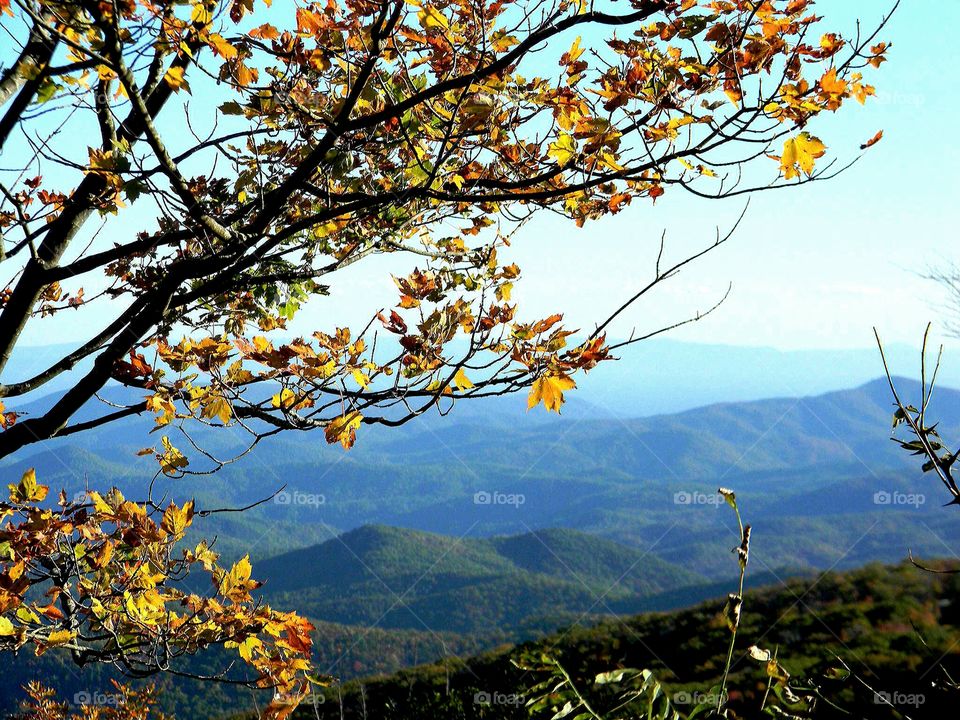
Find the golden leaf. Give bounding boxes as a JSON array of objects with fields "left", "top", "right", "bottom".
[
  {"left": 527, "top": 374, "right": 576, "bottom": 413},
  {"left": 8, "top": 469, "right": 48, "bottom": 504},
  {"left": 779, "top": 133, "right": 825, "bottom": 179},
  {"left": 547, "top": 133, "right": 577, "bottom": 166},
  {"left": 325, "top": 411, "right": 362, "bottom": 449}
]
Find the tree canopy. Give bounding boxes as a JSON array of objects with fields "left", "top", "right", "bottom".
[
  {"left": 0, "top": 0, "right": 892, "bottom": 716},
  {"left": 0, "top": 0, "right": 891, "bottom": 468}
]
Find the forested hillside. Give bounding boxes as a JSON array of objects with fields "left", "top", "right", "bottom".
[{"left": 284, "top": 560, "right": 960, "bottom": 720}]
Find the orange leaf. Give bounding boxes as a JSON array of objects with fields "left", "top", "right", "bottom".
[{"left": 860, "top": 130, "right": 883, "bottom": 150}]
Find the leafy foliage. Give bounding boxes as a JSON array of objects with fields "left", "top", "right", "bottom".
[
  {"left": 8, "top": 682, "right": 169, "bottom": 720},
  {"left": 0, "top": 470, "right": 318, "bottom": 719},
  {"left": 0, "top": 0, "right": 891, "bottom": 469}
]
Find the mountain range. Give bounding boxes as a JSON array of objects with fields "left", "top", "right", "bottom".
[{"left": 2, "top": 355, "right": 960, "bottom": 717}]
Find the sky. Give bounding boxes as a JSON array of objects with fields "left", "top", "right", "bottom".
[{"left": 4, "top": 0, "right": 958, "bottom": 356}]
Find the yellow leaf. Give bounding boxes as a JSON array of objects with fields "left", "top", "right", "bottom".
[
  {"left": 208, "top": 33, "right": 238, "bottom": 59},
  {"left": 548, "top": 133, "right": 577, "bottom": 166},
  {"left": 16, "top": 606, "right": 39, "bottom": 625},
  {"left": 527, "top": 374, "right": 576, "bottom": 413},
  {"left": 164, "top": 66, "right": 189, "bottom": 92},
  {"left": 230, "top": 555, "right": 252, "bottom": 585},
  {"left": 779, "top": 133, "right": 825, "bottom": 179},
  {"left": 8, "top": 468, "right": 48, "bottom": 504},
  {"left": 325, "top": 411, "right": 362, "bottom": 449},
  {"left": 238, "top": 635, "right": 262, "bottom": 661},
  {"left": 88, "top": 490, "right": 113, "bottom": 515},
  {"left": 452, "top": 368, "right": 474, "bottom": 391},
  {"left": 418, "top": 4, "right": 449, "bottom": 29},
  {"left": 159, "top": 436, "right": 189, "bottom": 475},
  {"left": 203, "top": 394, "right": 233, "bottom": 424},
  {"left": 45, "top": 629, "right": 76, "bottom": 647},
  {"left": 0, "top": 617, "right": 15, "bottom": 636},
  {"left": 272, "top": 388, "right": 296, "bottom": 409},
  {"left": 162, "top": 500, "right": 195, "bottom": 539},
  {"left": 190, "top": 3, "right": 211, "bottom": 25},
  {"left": 220, "top": 555, "right": 258, "bottom": 601}
]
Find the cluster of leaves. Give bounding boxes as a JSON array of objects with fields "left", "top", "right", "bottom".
[
  {"left": 0, "top": 0, "right": 890, "bottom": 470},
  {"left": 0, "top": 470, "right": 320, "bottom": 719},
  {"left": 8, "top": 681, "right": 169, "bottom": 720}
]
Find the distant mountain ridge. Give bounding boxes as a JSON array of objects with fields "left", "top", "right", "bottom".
[
  {"left": 256, "top": 525, "right": 706, "bottom": 635},
  {"left": 3, "top": 375, "right": 959, "bottom": 573}
]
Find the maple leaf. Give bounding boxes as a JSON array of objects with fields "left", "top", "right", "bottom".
[
  {"left": 452, "top": 368, "right": 474, "bottom": 391},
  {"left": 8, "top": 469, "right": 48, "bottom": 504},
  {"left": 158, "top": 436, "right": 189, "bottom": 475},
  {"left": 819, "top": 33, "right": 844, "bottom": 56},
  {"left": 548, "top": 134, "right": 578, "bottom": 166},
  {"left": 219, "top": 555, "right": 261, "bottom": 602},
  {"left": 819, "top": 67, "right": 847, "bottom": 95},
  {"left": 161, "top": 500, "right": 195, "bottom": 540},
  {"left": 417, "top": 4, "right": 449, "bottom": 30},
  {"left": 778, "top": 133, "right": 826, "bottom": 179},
  {"left": 202, "top": 394, "right": 233, "bottom": 424},
  {"left": 163, "top": 66, "right": 190, "bottom": 93},
  {"left": 208, "top": 33, "right": 238, "bottom": 59},
  {"left": 527, "top": 374, "right": 576, "bottom": 413},
  {"left": 325, "top": 411, "right": 362, "bottom": 449}
]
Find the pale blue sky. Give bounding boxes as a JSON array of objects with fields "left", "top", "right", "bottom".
[{"left": 6, "top": 0, "right": 956, "bottom": 355}]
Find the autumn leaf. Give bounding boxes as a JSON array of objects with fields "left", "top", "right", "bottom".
[
  {"left": 417, "top": 4, "right": 449, "bottom": 30},
  {"left": 190, "top": 2, "right": 211, "bottom": 25},
  {"left": 819, "top": 67, "right": 847, "bottom": 95},
  {"left": 219, "top": 554, "right": 260, "bottom": 602},
  {"left": 527, "top": 374, "right": 576, "bottom": 413},
  {"left": 202, "top": 394, "right": 233, "bottom": 424},
  {"left": 237, "top": 635, "right": 262, "bottom": 661},
  {"left": 161, "top": 500, "right": 195, "bottom": 540},
  {"left": 452, "top": 368, "right": 474, "bottom": 391},
  {"left": 164, "top": 66, "right": 190, "bottom": 93},
  {"left": 158, "top": 436, "right": 189, "bottom": 475},
  {"left": 8, "top": 468, "right": 48, "bottom": 504},
  {"left": 860, "top": 130, "right": 883, "bottom": 150},
  {"left": 37, "top": 629, "right": 77, "bottom": 654},
  {"left": 207, "top": 33, "right": 238, "bottom": 59},
  {"left": 548, "top": 134, "right": 577, "bottom": 166},
  {"left": 325, "top": 411, "right": 362, "bottom": 449},
  {"left": 0, "top": 617, "right": 15, "bottom": 636},
  {"left": 778, "top": 132, "right": 826, "bottom": 179}
]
